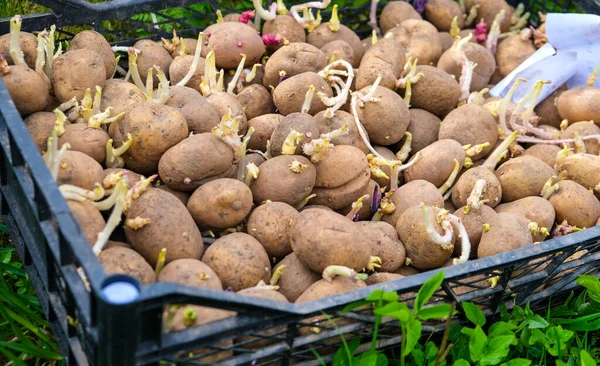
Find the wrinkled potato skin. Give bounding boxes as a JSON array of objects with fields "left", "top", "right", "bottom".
[
  {"left": 3, "top": 65, "right": 50, "bottom": 116},
  {"left": 202, "top": 233, "right": 271, "bottom": 292},
  {"left": 0, "top": 31, "right": 37, "bottom": 68},
  {"left": 236, "top": 84, "right": 275, "bottom": 120},
  {"left": 356, "top": 86, "right": 410, "bottom": 145},
  {"left": 404, "top": 139, "right": 466, "bottom": 187},
  {"left": 125, "top": 188, "right": 204, "bottom": 266},
  {"left": 534, "top": 85, "right": 566, "bottom": 128},
  {"left": 247, "top": 202, "right": 298, "bottom": 258},
  {"left": 250, "top": 155, "right": 316, "bottom": 206},
  {"left": 263, "top": 43, "right": 328, "bottom": 88},
  {"left": 522, "top": 144, "right": 561, "bottom": 168},
  {"left": 366, "top": 272, "right": 404, "bottom": 285},
  {"left": 311, "top": 167, "right": 371, "bottom": 209},
  {"left": 25, "top": 112, "right": 69, "bottom": 153},
  {"left": 307, "top": 23, "right": 365, "bottom": 62},
  {"left": 273, "top": 72, "right": 333, "bottom": 116},
  {"left": 133, "top": 39, "right": 173, "bottom": 83},
  {"left": 385, "top": 20, "right": 442, "bottom": 66},
  {"left": 557, "top": 154, "right": 600, "bottom": 193},
  {"left": 58, "top": 124, "right": 110, "bottom": 163},
  {"left": 408, "top": 65, "right": 460, "bottom": 118},
  {"left": 320, "top": 40, "right": 356, "bottom": 68},
  {"left": 424, "top": 0, "right": 464, "bottom": 32},
  {"left": 380, "top": 1, "right": 422, "bottom": 34},
  {"left": 439, "top": 104, "right": 498, "bottom": 159},
  {"left": 100, "top": 79, "right": 146, "bottom": 117},
  {"left": 495, "top": 196, "right": 555, "bottom": 242},
  {"left": 56, "top": 150, "right": 104, "bottom": 190},
  {"left": 263, "top": 15, "right": 307, "bottom": 52},
  {"left": 168, "top": 55, "right": 205, "bottom": 92},
  {"left": 247, "top": 114, "right": 285, "bottom": 151},
  {"left": 158, "top": 258, "right": 222, "bottom": 289},
  {"left": 290, "top": 209, "right": 371, "bottom": 272},
  {"left": 478, "top": 213, "right": 533, "bottom": 258},
  {"left": 165, "top": 86, "right": 220, "bottom": 134},
  {"left": 99, "top": 247, "right": 155, "bottom": 284},
  {"left": 187, "top": 178, "right": 253, "bottom": 230},
  {"left": 201, "top": 22, "right": 264, "bottom": 69},
  {"left": 158, "top": 133, "right": 234, "bottom": 191},
  {"left": 557, "top": 86, "right": 600, "bottom": 125},
  {"left": 207, "top": 92, "right": 248, "bottom": 134},
  {"left": 496, "top": 34, "right": 536, "bottom": 77},
  {"left": 562, "top": 122, "right": 600, "bottom": 155},
  {"left": 355, "top": 38, "right": 406, "bottom": 90},
  {"left": 397, "top": 205, "right": 454, "bottom": 270},
  {"left": 314, "top": 110, "right": 370, "bottom": 154},
  {"left": 437, "top": 43, "right": 496, "bottom": 92},
  {"left": 357, "top": 221, "right": 406, "bottom": 272},
  {"left": 69, "top": 30, "right": 116, "bottom": 78},
  {"left": 383, "top": 180, "right": 444, "bottom": 227},
  {"left": 314, "top": 145, "right": 368, "bottom": 188},
  {"left": 269, "top": 113, "right": 319, "bottom": 157},
  {"left": 452, "top": 167, "right": 502, "bottom": 208},
  {"left": 548, "top": 180, "right": 600, "bottom": 229},
  {"left": 453, "top": 205, "right": 497, "bottom": 256},
  {"left": 68, "top": 200, "right": 105, "bottom": 246},
  {"left": 495, "top": 156, "right": 555, "bottom": 202},
  {"left": 273, "top": 253, "right": 320, "bottom": 302}
]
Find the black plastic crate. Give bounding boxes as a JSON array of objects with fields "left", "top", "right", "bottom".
[{"left": 1, "top": 0, "right": 600, "bottom": 365}]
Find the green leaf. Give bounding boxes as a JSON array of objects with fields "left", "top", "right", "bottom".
[
  {"left": 375, "top": 302, "right": 411, "bottom": 323},
  {"left": 555, "top": 361, "right": 569, "bottom": 366},
  {"left": 382, "top": 291, "right": 399, "bottom": 303},
  {"left": 454, "top": 359, "right": 471, "bottom": 366},
  {"left": 580, "top": 349, "right": 595, "bottom": 366},
  {"left": 461, "top": 325, "right": 487, "bottom": 361},
  {"left": 366, "top": 289, "right": 384, "bottom": 301},
  {"left": 415, "top": 270, "right": 444, "bottom": 313},
  {"left": 402, "top": 319, "right": 422, "bottom": 357},
  {"left": 463, "top": 302, "right": 486, "bottom": 326},
  {"left": 501, "top": 359, "right": 532, "bottom": 366},
  {"left": 332, "top": 336, "right": 361, "bottom": 366},
  {"left": 418, "top": 304, "right": 453, "bottom": 320},
  {"left": 424, "top": 341, "right": 440, "bottom": 365},
  {"left": 525, "top": 313, "right": 550, "bottom": 329},
  {"left": 528, "top": 329, "right": 546, "bottom": 346},
  {"left": 411, "top": 347, "right": 426, "bottom": 366},
  {"left": 576, "top": 275, "right": 600, "bottom": 303},
  {"left": 488, "top": 321, "right": 517, "bottom": 337},
  {"left": 481, "top": 335, "right": 515, "bottom": 365},
  {"left": 353, "top": 351, "right": 388, "bottom": 366}
]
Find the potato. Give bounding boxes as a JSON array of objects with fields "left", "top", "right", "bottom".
[
  {"left": 452, "top": 166, "right": 502, "bottom": 208},
  {"left": 69, "top": 30, "right": 116, "bottom": 78},
  {"left": 236, "top": 84, "right": 275, "bottom": 120},
  {"left": 109, "top": 102, "right": 189, "bottom": 175},
  {"left": 311, "top": 166, "right": 371, "bottom": 209},
  {"left": 382, "top": 180, "right": 444, "bottom": 227},
  {"left": 273, "top": 72, "right": 333, "bottom": 116},
  {"left": 103, "top": 168, "right": 142, "bottom": 189},
  {"left": 158, "top": 133, "right": 234, "bottom": 191},
  {"left": 424, "top": 0, "right": 464, "bottom": 31},
  {"left": 167, "top": 37, "right": 199, "bottom": 58},
  {"left": 397, "top": 205, "right": 454, "bottom": 269},
  {"left": 269, "top": 112, "right": 319, "bottom": 157},
  {"left": 314, "top": 145, "right": 368, "bottom": 188},
  {"left": 534, "top": 84, "right": 566, "bottom": 128},
  {"left": 548, "top": 180, "right": 600, "bottom": 229},
  {"left": 385, "top": 20, "right": 443, "bottom": 66},
  {"left": 314, "top": 110, "right": 370, "bottom": 154},
  {"left": 296, "top": 276, "right": 366, "bottom": 303},
  {"left": 263, "top": 43, "right": 327, "bottom": 88},
  {"left": 154, "top": 183, "right": 191, "bottom": 206},
  {"left": 0, "top": 31, "right": 37, "bottom": 69},
  {"left": 245, "top": 153, "right": 267, "bottom": 168},
  {"left": 357, "top": 221, "right": 405, "bottom": 272},
  {"left": 408, "top": 65, "right": 461, "bottom": 118},
  {"left": 263, "top": 15, "right": 307, "bottom": 52},
  {"left": 380, "top": 1, "right": 423, "bottom": 34},
  {"left": 247, "top": 114, "right": 284, "bottom": 151},
  {"left": 355, "top": 86, "right": 410, "bottom": 145},
  {"left": 52, "top": 49, "right": 106, "bottom": 104},
  {"left": 290, "top": 208, "right": 371, "bottom": 272},
  {"left": 168, "top": 55, "right": 205, "bottom": 92},
  {"left": 522, "top": 144, "right": 561, "bottom": 168},
  {"left": 477, "top": 212, "right": 533, "bottom": 258},
  {"left": 320, "top": 40, "right": 356, "bottom": 67},
  {"left": 58, "top": 124, "right": 110, "bottom": 163},
  {"left": 439, "top": 104, "right": 497, "bottom": 159},
  {"left": 557, "top": 153, "right": 600, "bottom": 193},
  {"left": 201, "top": 22, "right": 264, "bottom": 69},
  {"left": 395, "top": 265, "right": 420, "bottom": 276},
  {"left": 437, "top": 42, "right": 496, "bottom": 92},
  {"left": 2, "top": 64, "right": 50, "bottom": 116},
  {"left": 158, "top": 258, "right": 223, "bottom": 290},
  {"left": 132, "top": 39, "right": 173, "bottom": 83},
  {"left": 338, "top": 179, "right": 378, "bottom": 221},
  {"left": 187, "top": 178, "right": 253, "bottom": 230},
  {"left": 562, "top": 122, "right": 600, "bottom": 155},
  {"left": 557, "top": 86, "right": 600, "bottom": 125},
  {"left": 125, "top": 188, "right": 204, "bottom": 267},
  {"left": 250, "top": 155, "right": 316, "bottom": 206},
  {"left": 453, "top": 204, "right": 497, "bottom": 257},
  {"left": 395, "top": 109, "right": 440, "bottom": 156},
  {"left": 404, "top": 139, "right": 466, "bottom": 187},
  {"left": 207, "top": 92, "right": 248, "bottom": 134},
  {"left": 202, "top": 233, "right": 271, "bottom": 291},
  {"left": 366, "top": 272, "right": 404, "bottom": 285},
  {"left": 165, "top": 86, "right": 220, "bottom": 134},
  {"left": 468, "top": 0, "right": 513, "bottom": 33},
  {"left": 355, "top": 38, "right": 406, "bottom": 90},
  {"left": 307, "top": 21, "right": 365, "bottom": 62},
  {"left": 25, "top": 112, "right": 69, "bottom": 153},
  {"left": 438, "top": 32, "right": 454, "bottom": 52},
  {"left": 68, "top": 199, "right": 105, "bottom": 246},
  {"left": 99, "top": 79, "right": 146, "bottom": 117},
  {"left": 495, "top": 196, "right": 555, "bottom": 242},
  {"left": 496, "top": 33, "right": 536, "bottom": 77},
  {"left": 235, "top": 288, "right": 288, "bottom": 350},
  {"left": 55, "top": 150, "right": 104, "bottom": 190},
  {"left": 495, "top": 155, "right": 555, "bottom": 202},
  {"left": 247, "top": 202, "right": 298, "bottom": 259},
  {"left": 99, "top": 247, "right": 155, "bottom": 284},
  {"left": 273, "top": 253, "right": 320, "bottom": 302}
]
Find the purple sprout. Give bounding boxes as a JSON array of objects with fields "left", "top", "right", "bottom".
[
  {"left": 370, "top": 183, "right": 381, "bottom": 214},
  {"left": 412, "top": 0, "right": 429, "bottom": 14}
]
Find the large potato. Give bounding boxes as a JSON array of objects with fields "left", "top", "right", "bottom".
[
  {"left": 165, "top": 86, "right": 220, "bottom": 134},
  {"left": 311, "top": 166, "right": 371, "bottom": 209},
  {"left": 395, "top": 109, "right": 440, "bottom": 156},
  {"left": 424, "top": 0, "right": 464, "bottom": 32},
  {"left": 207, "top": 92, "right": 248, "bottom": 134},
  {"left": 3, "top": 65, "right": 50, "bottom": 116},
  {"left": 439, "top": 104, "right": 498, "bottom": 159},
  {"left": 68, "top": 199, "right": 105, "bottom": 246},
  {"left": 383, "top": 180, "right": 444, "bottom": 227},
  {"left": 133, "top": 39, "right": 173, "bottom": 84},
  {"left": 168, "top": 55, "right": 205, "bottom": 92},
  {"left": 562, "top": 122, "right": 600, "bottom": 155},
  {"left": 273, "top": 72, "right": 333, "bottom": 116},
  {"left": 356, "top": 86, "right": 410, "bottom": 145},
  {"left": 495, "top": 156, "right": 555, "bottom": 202},
  {"left": 355, "top": 38, "right": 406, "bottom": 90},
  {"left": 385, "top": 20, "right": 442, "bottom": 66},
  {"left": 557, "top": 86, "right": 600, "bottom": 125},
  {"left": 263, "top": 43, "right": 327, "bottom": 88},
  {"left": 0, "top": 31, "right": 37, "bottom": 68},
  {"left": 495, "top": 196, "right": 555, "bottom": 242},
  {"left": 557, "top": 153, "right": 600, "bottom": 193},
  {"left": 201, "top": 22, "right": 264, "bottom": 69},
  {"left": 100, "top": 247, "right": 155, "bottom": 284},
  {"left": 380, "top": 1, "right": 422, "bottom": 34},
  {"left": 548, "top": 180, "right": 600, "bottom": 229},
  {"left": 269, "top": 113, "right": 319, "bottom": 157},
  {"left": 247, "top": 114, "right": 285, "bottom": 151},
  {"left": 100, "top": 79, "right": 146, "bottom": 117},
  {"left": 69, "top": 30, "right": 116, "bottom": 78},
  {"left": 437, "top": 42, "right": 496, "bottom": 92},
  {"left": 356, "top": 221, "right": 405, "bottom": 272},
  {"left": 452, "top": 167, "right": 502, "bottom": 208},
  {"left": 314, "top": 110, "right": 370, "bottom": 154},
  {"left": 52, "top": 49, "right": 106, "bottom": 103},
  {"left": 158, "top": 258, "right": 223, "bottom": 290},
  {"left": 247, "top": 202, "right": 298, "bottom": 258},
  {"left": 478, "top": 213, "right": 533, "bottom": 258},
  {"left": 404, "top": 139, "right": 466, "bottom": 187},
  {"left": 236, "top": 84, "right": 275, "bottom": 120},
  {"left": 408, "top": 65, "right": 460, "bottom": 118},
  {"left": 263, "top": 15, "right": 307, "bottom": 52},
  {"left": 522, "top": 144, "right": 561, "bottom": 168},
  {"left": 56, "top": 150, "right": 104, "bottom": 190},
  {"left": 307, "top": 22, "right": 364, "bottom": 61},
  {"left": 453, "top": 204, "right": 497, "bottom": 257},
  {"left": 496, "top": 33, "right": 536, "bottom": 77}
]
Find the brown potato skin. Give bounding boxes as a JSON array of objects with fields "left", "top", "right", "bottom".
[
  {"left": 273, "top": 253, "right": 320, "bottom": 302},
  {"left": 557, "top": 86, "right": 600, "bottom": 125},
  {"left": 250, "top": 155, "right": 316, "bottom": 206},
  {"left": 562, "top": 122, "right": 600, "bottom": 155},
  {"left": 25, "top": 112, "right": 69, "bottom": 153},
  {"left": 338, "top": 179, "right": 378, "bottom": 221},
  {"left": 311, "top": 166, "right": 371, "bottom": 209},
  {"left": 495, "top": 156, "right": 555, "bottom": 203},
  {"left": 154, "top": 183, "right": 191, "bottom": 206},
  {"left": 100, "top": 247, "right": 155, "bottom": 284},
  {"left": 125, "top": 188, "right": 204, "bottom": 267},
  {"left": 452, "top": 166, "right": 503, "bottom": 208},
  {"left": 168, "top": 55, "right": 205, "bottom": 92},
  {"left": 404, "top": 139, "right": 466, "bottom": 188},
  {"left": 495, "top": 196, "right": 555, "bottom": 242},
  {"left": 158, "top": 133, "right": 234, "bottom": 191},
  {"left": 424, "top": 0, "right": 464, "bottom": 32},
  {"left": 263, "top": 43, "right": 328, "bottom": 88},
  {"left": 69, "top": 30, "right": 116, "bottom": 78},
  {"left": 385, "top": 20, "right": 442, "bottom": 66},
  {"left": 438, "top": 32, "right": 454, "bottom": 52},
  {"left": 296, "top": 276, "right": 366, "bottom": 303},
  {"left": 273, "top": 72, "right": 333, "bottom": 116},
  {"left": 396, "top": 109, "right": 440, "bottom": 156},
  {"left": 366, "top": 272, "right": 404, "bottom": 285},
  {"left": 202, "top": 233, "right": 271, "bottom": 291},
  {"left": 68, "top": 199, "right": 105, "bottom": 246},
  {"left": 133, "top": 39, "right": 173, "bottom": 83},
  {"left": 109, "top": 102, "right": 189, "bottom": 175},
  {"left": 522, "top": 144, "right": 561, "bottom": 168},
  {"left": 187, "top": 178, "right": 253, "bottom": 230},
  {"left": 207, "top": 92, "right": 248, "bottom": 134},
  {"left": 439, "top": 104, "right": 498, "bottom": 160},
  {"left": 269, "top": 113, "right": 319, "bottom": 157},
  {"left": 3, "top": 65, "right": 50, "bottom": 116},
  {"left": 321, "top": 40, "right": 356, "bottom": 68},
  {"left": 263, "top": 15, "right": 307, "bottom": 52},
  {"left": 496, "top": 34, "right": 536, "bottom": 77},
  {"left": 408, "top": 65, "right": 460, "bottom": 118},
  {"left": 247, "top": 114, "right": 285, "bottom": 151},
  {"left": 314, "top": 145, "right": 368, "bottom": 189},
  {"left": 557, "top": 153, "right": 600, "bottom": 193},
  {"left": 356, "top": 86, "right": 410, "bottom": 145},
  {"left": 165, "top": 86, "right": 220, "bottom": 134},
  {"left": 395, "top": 265, "right": 420, "bottom": 276},
  {"left": 58, "top": 124, "right": 110, "bottom": 163},
  {"left": 247, "top": 202, "right": 298, "bottom": 258},
  {"left": 534, "top": 84, "right": 566, "bottom": 129},
  {"left": 100, "top": 79, "right": 146, "bottom": 117},
  {"left": 201, "top": 22, "right": 264, "bottom": 69},
  {"left": 55, "top": 150, "right": 104, "bottom": 190},
  {"left": 52, "top": 49, "right": 106, "bottom": 103},
  {"left": 103, "top": 168, "right": 142, "bottom": 189},
  {"left": 290, "top": 209, "right": 371, "bottom": 273},
  {"left": 548, "top": 180, "right": 600, "bottom": 229},
  {"left": 437, "top": 43, "right": 496, "bottom": 92},
  {"left": 314, "top": 110, "right": 369, "bottom": 154},
  {"left": 396, "top": 205, "right": 454, "bottom": 270},
  {"left": 453, "top": 204, "right": 497, "bottom": 257},
  {"left": 383, "top": 180, "right": 444, "bottom": 227},
  {"left": 0, "top": 31, "right": 37, "bottom": 69},
  {"left": 380, "top": 1, "right": 423, "bottom": 34},
  {"left": 355, "top": 38, "right": 406, "bottom": 90},
  {"left": 357, "top": 221, "right": 406, "bottom": 272},
  {"left": 478, "top": 212, "right": 533, "bottom": 258},
  {"left": 468, "top": 0, "right": 513, "bottom": 33},
  {"left": 307, "top": 23, "right": 365, "bottom": 62},
  {"left": 158, "top": 258, "right": 222, "bottom": 290},
  {"left": 236, "top": 84, "right": 275, "bottom": 120}
]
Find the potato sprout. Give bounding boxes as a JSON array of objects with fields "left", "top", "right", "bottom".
[
  {"left": 211, "top": 109, "right": 255, "bottom": 181},
  {"left": 289, "top": 0, "right": 330, "bottom": 29},
  {"left": 486, "top": 10, "right": 505, "bottom": 55},
  {"left": 303, "top": 125, "right": 349, "bottom": 163},
  {"left": 463, "top": 179, "right": 489, "bottom": 214},
  {"left": 345, "top": 194, "right": 370, "bottom": 221},
  {"left": 317, "top": 59, "right": 354, "bottom": 118},
  {"left": 438, "top": 159, "right": 461, "bottom": 195},
  {"left": 105, "top": 133, "right": 133, "bottom": 169},
  {"left": 322, "top": 265, "right": 368, "bottom": 282},
  {"left": 451, "top": 33, "right": 478, "bottom": 101},
  {"left": 9, "top": 16, "right": 25, "bottom": 66},
  {"left": 421, "top": 203, "right": 471, "bottom": 265},
  {"left": 44, "top": 110, "right": 69, "bottom": 181},
  {"left": 175, "top": 32, "right": 204, "bottom": 87},
  {"left": 60, "top": 184, "right": 105, "bottom": 202},
  {"left": 92, "top": 179, "right": 128, "bottom": 254}
]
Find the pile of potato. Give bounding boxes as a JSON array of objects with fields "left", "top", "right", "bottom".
[{"left": 2, "top": 0, "right": 600, "bottom": 356}]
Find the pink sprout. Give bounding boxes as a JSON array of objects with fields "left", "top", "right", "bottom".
[
  {"left": 237, "top": 41, "right": 243, "bottom": 47},
  {"left": 206, "top": 32, "right": 211, "bottom": 37},
  {"left": 474, "top": 23, "right": 488, "bottom": 43},
  {"left": 262, "top": 33, "right": 282, "bottom": 45},
  {"left": 239, "top": 10, "right": 255, "bottom": 24}
]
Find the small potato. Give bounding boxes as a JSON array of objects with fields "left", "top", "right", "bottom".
[
  {"left": 366, "top": 272, "right": 404, "bottom": 285},
  {"left": 424, "top": 0, "right": 464, "bottom": 32},
  {"left": 165, "top": 86, "right": 220, "bottom": 134},
  {"left": 25, "top": 112, "right": 69, "bottom": 153},
  {"left": 58, "top": 124, "right": 110, "bottom": 163},
  {"left": 557, "top": 86, "right": 600, "bottom": 125},
  {"left": 562, "top": 122, "right": 600, "bottom": 155},
  {"left": 158, "top": 258, "right": 222, "bottom": 290},
  {"left": 534, "top": 84, "right": 566, "bottom": 129},
  {"left": 548, "top": 180, "right": 600, "bottom": 229},
  {"left": 187, "top": 178, "right": 253, "bottom": 230},
  {"left": 202, "top": 233, "right": 271, "bottom": 291},
  {"left": 100, "top": 79, "right": 146, "bottom": 117},
  {"left": 495, "top": 155, "right": 555, "bottom": 202},
  {"left": 158, "top": 133, "right": 234, "bottom": 191},
  {"left": 99, "top": 247, "right": 155, "bottom": 284},
  {"left": 247, "top": 114, "right": 285, "bottom": 151},
  {"left": 125, "top": 188, "right": 204, "bottom": 266},
  {"left": 557, "top": 153, "right": 600, "bottom": 193},
  {"left": 269, "top": 113, "right": 319, "bottom": 157},
  {"left": 355, "top": 38, "right": 406, "bottom": 90},
  {"left": 133, "top": 39, "right": 173, "bottom": 83},
  {"left": 408, "top": 65, "right": 460, "bottom": 118},
  {"left": 314, "top": 110, "right": 370, "bottom": 154},
  {"left": 250, "top": 155, "right": 316, "bottom": 206},
  {"left": 236, "top": 84, "right": 275, "bottom": 120},
  {"left": 395, "top": 109, "right": 440, "bottom": 156},
  {"left": 356, "top": 86, "right": 410, "bottom": 145},
  {"left": 453, "top": 204, "right": 497, "bottom": 256},
  {"left": 437, "top": 42, "right": 496, "bottom": 92},
  {"left": 247, "top": 202, "right": 298, "bottom": 258},
  {"left": 69, "top": 30, "right": 116, "bottom": 78},
  {"left": 2, "top": 65, "right": 50, "bottom": 116},
  {"left": 273, "top": 72, "right": 333, "bottom": 116},
  {"left": 385, "top": 20, "right": 443, "bottom": 66},
  {"left": 168, "top": 55, "right": 205, "bottom": 93},
  {"left": 495, "top": 196, "right": 555, "bottom": 242},
  {"left": 52, "top": 49, "right": 107, "bottom": 103},
  {"left": 201, "top": 22, "right": 264, "bottom": 69},
  {"left": 356, "top": 221, "right": 405, "bottom": 272},
  {"left": 207, "top": 92, "right": 248, "bottom": 134},
  {"left": 404, "top": 139, "right": 466, "bottom": 188},
  {"left": 496, "top": 33, "right": 536, "bottom": 77},
  {"left": 452, "top": 166, "right": 503, "bottom": 208},
  {"left": 273, "top": 253, "right": 320, "bottom": 302},
  {"left": 383, "top": 180, "right": 444, "bottom": 227},
  {"left": 439, "top": 104, "right": 498, "bottom": 160},
  {"left": 307, "top": 22, "right": 365, "bottom": 62},
  {"left": 263, "top": 15, "right": 307, "bottom": 52},
  {"left": 380, "top": 1, "right": 423, "bottom": 34},
  {"left": 55, "top": 150, "right": 104, "bottom": 190},
  {"left": 290, "top": 208, "right": 371, "bottom": 272},
  {"left": 478, "top": 212, "right": 533, "bottom": 258},
  {"left": 320, "top": 40, "right": 356, "bottom": 67},
  {"left": 68, "top": 199, "right": 105, "bottom": 246},
  {"left": 263, "top": 43, "right": 327, "bottom": 88},
  {"left": 0, "top": 31, "right": 37, "bottom": 69},
  {"left": 397, "top": 205, "right": 454, "bottom": 270},
  {"left": 522, "top": 144, "right": 561, "bottom": 168}
]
